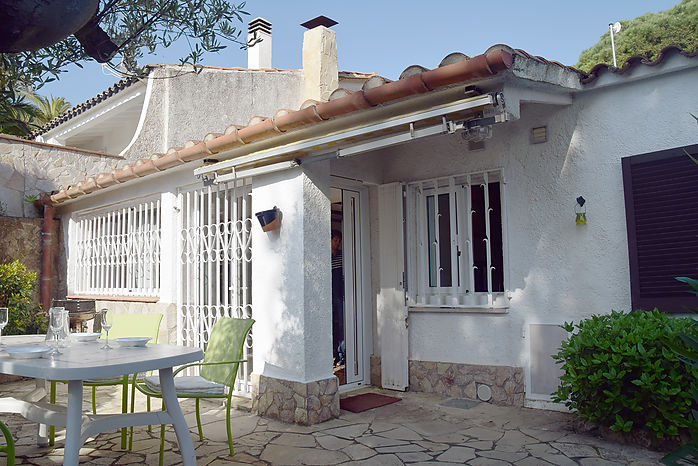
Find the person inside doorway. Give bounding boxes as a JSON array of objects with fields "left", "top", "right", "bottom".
[{"left": 331, "top": 230, "right": 345, "bottom": 366}]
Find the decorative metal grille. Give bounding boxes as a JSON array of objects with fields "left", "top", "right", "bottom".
[
  {"left": 74, "top": 199, "right": 161, "bottom": 297},
  {"left": 407, "top": 170, "right": 507, "bottom": 307},
  {"left": 178, "top": 181, "right": 253, "bottom": 395}
]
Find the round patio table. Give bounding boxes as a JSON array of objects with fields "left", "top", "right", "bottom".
[{"left": 0, "top": 341, "right": 203, "bottom": 465}]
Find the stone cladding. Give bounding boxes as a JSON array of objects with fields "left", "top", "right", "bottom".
[
  {"left": 409, "top": 360, "right": 525, "bottom": 406},
  {"left": 251, "top": 374, "right": 340, "bottom": 425}
]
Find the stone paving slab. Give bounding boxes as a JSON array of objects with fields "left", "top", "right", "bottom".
[{"left": 0, "top": 380, "right": 665, "bottom": 465}]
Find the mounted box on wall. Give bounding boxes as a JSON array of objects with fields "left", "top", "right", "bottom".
[{"left": 255, "top": 207, "right": 281, "bottom": 232}]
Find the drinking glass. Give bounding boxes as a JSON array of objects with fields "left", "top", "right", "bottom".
[
  {"left": 101, "top": 309, "right": 113, "bottom": 350},
  {"left": 0, "top": 308, "right": 8, "bottom": 347},
  {"left": 49, "top": 307, "right": 66, "bottom": 355}
]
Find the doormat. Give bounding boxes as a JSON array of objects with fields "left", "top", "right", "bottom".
[{"left": 340, "top": 393, "right": 401, "bottom": 413}]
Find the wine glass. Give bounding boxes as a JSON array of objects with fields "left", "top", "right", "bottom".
[
  {"left": 0, "top": 308, "right": 8, "bottom": 347},
  {"left": 101, "top": 309, "right": 113, "bottom": 350},
  {"left": 49, "top": 307, "right": 66, "bottom": 355}
]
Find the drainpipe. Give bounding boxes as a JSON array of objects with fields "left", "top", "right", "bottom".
[{"left": 38, "top": 196, "right": 55, "bottom": 312}]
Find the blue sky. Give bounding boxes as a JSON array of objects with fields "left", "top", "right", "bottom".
[{"left": 42, "top": 0, "right": 681, "bottom": 105}]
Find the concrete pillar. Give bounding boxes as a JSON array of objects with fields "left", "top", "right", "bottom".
[
  {"left": 250, "top": 161, "right": 339, "bottom": 424},
  {"left": 302, "top": 26, "right": 338, "bottom": 102}
]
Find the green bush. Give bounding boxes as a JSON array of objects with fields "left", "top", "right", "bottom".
[
  {"left": 552, "top": 309, "right": 698, "bottom": 440},
  {"left": 0, "top": 260, "right": 47, "bottom": 335}
]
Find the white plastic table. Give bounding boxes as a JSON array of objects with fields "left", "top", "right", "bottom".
[{"left": 0, "top": 341, "right": 203, "bottom": 465}]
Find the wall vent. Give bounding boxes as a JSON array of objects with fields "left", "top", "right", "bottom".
[{"left": 531, "top": 126, "right": 547, "bottom": 144}]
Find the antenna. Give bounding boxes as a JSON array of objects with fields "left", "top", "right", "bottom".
[{"left": 609, "top": 22, "right": 622, "bottom": 68}]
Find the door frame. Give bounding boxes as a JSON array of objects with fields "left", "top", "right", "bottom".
[{"left": 331, "top": 176, "right": 372, "bottom": 391}]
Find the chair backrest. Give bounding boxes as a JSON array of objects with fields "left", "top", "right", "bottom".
[
  {"left": 201, "top": 317, "right": 254, "bottom": 387},
  {"left": 101, "top": 313, "right": 163, "bottom": 343}
]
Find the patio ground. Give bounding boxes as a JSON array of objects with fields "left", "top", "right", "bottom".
[{"left": 0, "top": 379, "right": 663, "bottom": 465}]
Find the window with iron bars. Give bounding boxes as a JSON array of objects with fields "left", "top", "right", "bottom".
[
  {"left": 73, "top": 199, "right": 161, "bottom": 297},
  {"left": 406, "top": 170, "right": 507, "bottom": 308}
]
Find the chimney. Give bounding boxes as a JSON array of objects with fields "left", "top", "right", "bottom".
[
  {"left": 248, "top": 17, "right": 272, "bottom": 69},
  {"left": 301, "top": 16, "right": 339, "bottom": 102}
]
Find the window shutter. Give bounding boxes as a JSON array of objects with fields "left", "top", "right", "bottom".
[{"left": 622, "top": 144, "right": 698, "bottom": 313}]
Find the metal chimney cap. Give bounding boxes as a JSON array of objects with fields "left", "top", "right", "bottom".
[
  {"left": 249, "top": 17, "right": 272, "bottom": 34},
  {"left": 300, "top": 16, "right": 338, "bottom": 30}
]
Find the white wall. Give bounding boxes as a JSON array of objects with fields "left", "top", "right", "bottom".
[
  {"left": 250, "top": 162, "right": 334, "bottom": 383},
  {"left": 330, "top": 57, "right": 698, "bottom": 396}
]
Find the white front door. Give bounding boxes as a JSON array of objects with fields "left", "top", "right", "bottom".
[
  {"left": 331, "top": 184, "right": 369, "bottom": 386},
  {"left": 342, "top": 188, "right": 364, "bottom": 384}
]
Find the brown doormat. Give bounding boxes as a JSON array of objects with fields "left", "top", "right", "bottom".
[{"left": 340, "top": 393, "right": 401, "bottom": 413}]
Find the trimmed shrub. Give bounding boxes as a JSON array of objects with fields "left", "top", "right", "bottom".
[
  {"left": 552, "top": 309, "right": 698, "bottom": 440},
  {"left": 0, "top": 260, "right": 47, "bottom": 335}
]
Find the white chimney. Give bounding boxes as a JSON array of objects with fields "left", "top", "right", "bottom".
[
  {"left": 301, "top": 16, "right": 338, "bottom": 102},
  {"left": 248, "top": 17, "right": 272, "bottom": 69}
]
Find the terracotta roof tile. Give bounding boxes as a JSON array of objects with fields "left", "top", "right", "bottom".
[
  {"left": 581, "top": 45, "right": 698, "bottom": 84},
  {"left": 44, "top": 44, "right": 698, "bottom": 206},
  {"left": 29, "top": 75, "right": 142, "bottom": 139}
]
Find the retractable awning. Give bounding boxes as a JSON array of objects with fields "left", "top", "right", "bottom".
[{"left": 194, "top": 92, "right": 508, "bottom": 182}]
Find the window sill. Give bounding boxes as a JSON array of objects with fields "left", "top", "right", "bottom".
[
  {"left": 67, "top": 295, "right": 160, "bottom": 304},
  {"left": 408, "top": 304, "right": 509, "bottom": 314}
]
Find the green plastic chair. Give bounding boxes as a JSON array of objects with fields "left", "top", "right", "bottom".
[
  {"left": 0, "top": 420, "right": 15, "bottom": 466},
  {"left": 133, "top": 317, "right": 253, "bottom": 465},
  {"left": 49, "top": 312, "right": 163, "bottom": 449}
]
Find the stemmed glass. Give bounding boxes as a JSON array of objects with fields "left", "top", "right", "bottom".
[
  {"left": 101, "top": 309, "right": 113, "bottom": 350},
  {"left": 49, "top": 307, "right": 66, "bottom": 355},
  {"left": 0, "top": 308, "right": 8, "bottom": 347}
]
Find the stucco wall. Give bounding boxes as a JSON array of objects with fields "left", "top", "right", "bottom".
[
  {"left": 122, "top": 66, "right": 304, "bottom": 159},
  {"left": 329, "top": 58, "right": 698, "bottom": 398},
  {"left": 0, "top": 136, "right": 123, "bottom": 218}
]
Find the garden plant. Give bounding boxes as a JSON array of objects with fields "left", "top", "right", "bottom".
[
  {"left": 0, "top": 260, "right": 47, "bottom": 335},
  {"left": 552, "top": 309, "right": 698, "bottom": 446}
]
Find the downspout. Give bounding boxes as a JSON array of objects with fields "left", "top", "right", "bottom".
[{"left": 38, "top": 196, "right": 55, "bottom": 312}]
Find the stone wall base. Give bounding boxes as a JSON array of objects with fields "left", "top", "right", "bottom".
[
  {"left": 409, "top": 360, "right": 524, "bottom": 406},
  {"left": 370, "top": 355, "right": 381, "bottom": 387},
  {"left": 251, "top": 374, "right": 339, "bottom": 425}
]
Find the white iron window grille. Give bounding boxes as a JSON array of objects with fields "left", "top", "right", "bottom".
[
  {"left": 178, "top": 181, "right": 253, "bottom": 396},
  {"left": 406, "top": 170, "right": 507, "bottom": 307},
  {"left": 74, "top": 199, "right": 161, "bottom": 297}
]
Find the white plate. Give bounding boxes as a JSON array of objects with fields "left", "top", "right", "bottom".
[
  {"left": 71, "top": 332, "right": 101, "bottom": 342},
  {"left": 5, "top": 346, "right": 53, "bottom": 359},
  {"left": 113, "top": 337, "right": 151, "bottom": 347}
]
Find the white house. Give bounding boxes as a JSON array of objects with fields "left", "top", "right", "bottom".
[{"left": 39, "top": 17, "right": 698, "bottom": 425}]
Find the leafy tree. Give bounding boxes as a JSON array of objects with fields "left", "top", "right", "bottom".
[
  {"left": 1, "top": 0, "right": 249, "bottom": 135},
  {"left": 576, "top": 0, "right": 698, "bottom": 72},
  {"left": 24, "top": 94, "right": 72, "bottom": 127},
  {"left": 0, "top": 87, "right": 40, "bottom": 136}
]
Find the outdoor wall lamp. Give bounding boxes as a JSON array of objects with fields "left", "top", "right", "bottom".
[
  {"left": 575, "top": 196, "right": 587, "bottom": 225},
  {"left": 255, "top": 206, "right": 281, "bottom": 232}
]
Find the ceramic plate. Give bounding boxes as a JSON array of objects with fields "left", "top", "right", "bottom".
[
  {"left": 114, "top": 337, "right": 151, "bottom": 347},
  {"left": 70, "top": 332, "right": 101, "bottom": 342},
  {"left": 5, "top": 346, "right": 53, "bottom": 359}
]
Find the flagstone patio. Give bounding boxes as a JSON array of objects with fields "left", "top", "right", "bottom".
[{"left": 0, "top": 378, "right": 663, "bottom": 465}]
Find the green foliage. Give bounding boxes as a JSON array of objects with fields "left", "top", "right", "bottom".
[
  {"left": 576, "top": 0, "right": 698, "bottom": 71},
  {"left": 0, "top": 261, "right": 47, "bottom": 335},
  {"left": 23, "top": 94, "right": 71, "bottom": 126},
  {"left": 553, "top": 309, "right": 698, "bottom": 440},
  {"left": 1, "top": 1, "right": 249, "bottom": 93}
]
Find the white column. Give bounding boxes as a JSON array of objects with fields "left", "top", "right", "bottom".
[
  {"left": 159, "top": 192, "right": 178, "bottom": 303},
  {"left": 251, "top": 161, "right": 332, "bottom": 383}
]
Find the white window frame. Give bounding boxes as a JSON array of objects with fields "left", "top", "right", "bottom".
[
  {"left": 72, "top": 197, "right": 161, "bottom": 298},
  {"left": 406, "top": 169, "right": 509, "bottom": 310}
]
